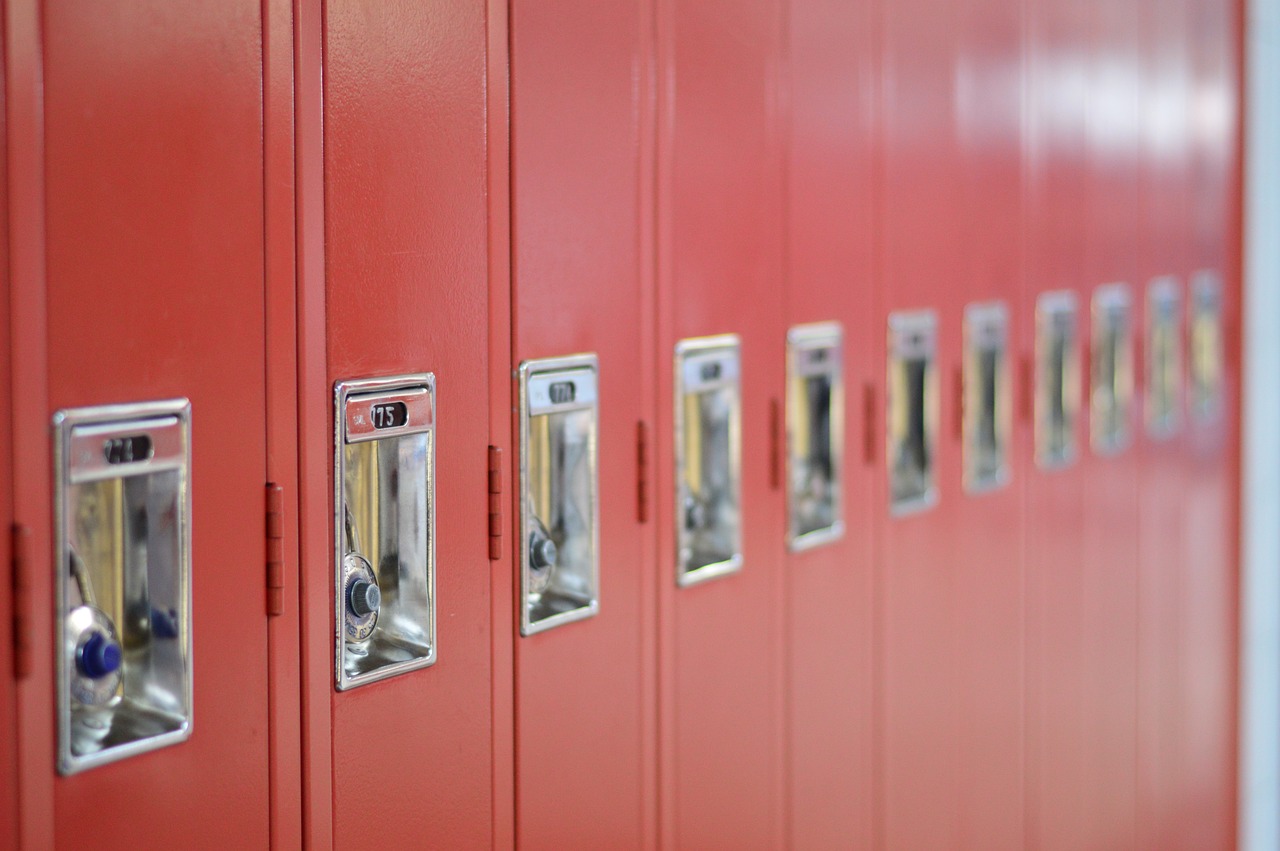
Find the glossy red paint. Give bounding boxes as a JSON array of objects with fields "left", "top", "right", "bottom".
[
  {"left": 293, "top": 1, "right": 333, "bottom": 846},
  {"left": 1078, "top": 0, "right": 1143, "bottom": 846},
  {"left": 654, "top": 0, "right": 788, "bottom": 846},
  {"left": 0, "top": 25, "right": 14, "bottom": 846},
  {"left": 508, "top": 0, "right": 657, "bottom": 846},
  {"left": 875, "top": 0, "right": 972, "bottom": 843},
  {"left": 7, "top": 0, "right": 52, "bottom": 843},
  {"left": 1177, "top": 0, "right": 1241, "bottom": 845},
  {"left": 0, "top": 0, "right": 1247, "bottom": 846},
  {"left": 784, "top": 0, "right": 875, "bottom": 847},
  {"left": 1023, "top": 0, "right": 1093, "bottom": 847},
  {"left": 320, "top": 1, "right": 495, "bottom": 846},
  {"left": 1134, "top": 0, "right": 1191, "bottom": 847},
  {"left": 485, "top": 0, "right": 516, "bottom": 847},
  {"left": 950, "top": 0, "right": 1028, "bottom": 844},
  {"left": 35, "top": 0, "right": 271, "bottom": 844},
  {"left": 263, "top": 0, "right": 304, "bottom": 845}
]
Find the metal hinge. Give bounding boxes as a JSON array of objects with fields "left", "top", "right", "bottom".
[
  {"left": 1019, "top": 352, "right": 1034, "bottom": 424},
  {"left": 265, "top": 484, "right": 285, "bottom": 617},
  {"left": 488, "top": 446, "right": 503, "bottom": 560},
  {"left": 862, "top": 381, "right": 878, "bottom": 466},
  {"left": 769, "top": 398, "right": 782, "bottom": 490},
  {"left": 11, "top": 524, "right": 31, "bottom": 679},
  {"left": 636, "top": 421, "right": 650, "bottom": 523},
  {"left": 953, "top": 364, "right": 965, "bottom": 441}
]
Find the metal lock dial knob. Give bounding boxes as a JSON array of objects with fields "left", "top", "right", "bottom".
[
  {"left": 77, "top": 632, "right": 122, "bottom": 680},
  {"left": 530, "top": 536, "right": 558, "bottom": 571},
  {"left": 341, "top": 552, "right": 380, "bottom": 642},
  {"left": 348, "top": 579, "right": 381, "bottom": 618},
  {"left": 685, "top": 496, "right": 707, "bottom": 531},
  {"left": 66, "top": 605, "right": 124, "bottom": 706}
]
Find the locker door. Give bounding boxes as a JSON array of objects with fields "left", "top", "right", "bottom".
[
  {"left": 1178, "top": 0, "right": 1240, "bottom": 845},
  {"left": 320, "top": 2, "right": 494, "bottom": 847},
  {"left": 877, "top": 0, "right": 967, "bottom": 844},
  {"left": 1080, "top": 0, "right": 1142, "bottom": 844},
  {"left": 785, "top": 0, "right": 875, "bottom": 847},
  {"left": 30, "top": 1, "right": 271, "bottom": 844},
  {"left": 950, "top": 0, "right": 1027, "bottom": 843},
  {"left": 1023, "top": 0, "right": 1092, "bottom": 845},
  {"left": 654, "top": 0, "right": 787, "bottom": 845},
  {"left": 0, "top": 37, "right": 14, "bottom": 844},
  {"left": 1134, "top": 0, "right": 1191, "bottom": 845},
  {"left": 508, "top": 1, "right": 656, "bottom": 847}
]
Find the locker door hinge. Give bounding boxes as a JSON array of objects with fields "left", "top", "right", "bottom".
[
  {"left": 11, "top": 524, "right": 31, "bottom": 679},
  {"left": 1019, "top": 352, "right": 1034, "bottom": 424},
  {"left": 265, "top": 484, "right": 285, "bottom": 617},
  {"left": 636, "top": 421, "right": 650, "bottom": 523},
  {"left": 488, "top": 446, "right": 504, "bottom": 560},
  {"left": 769, "top": 398, "right": 783, "bottom": 490},
  {"left": 952, "top": 364, "right": 965, "bottom": 441},
  {"left": 862, "top": 381, "right": 878, "bottom": 466}
]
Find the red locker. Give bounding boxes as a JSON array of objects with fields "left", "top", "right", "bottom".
[
  {"left": 0, "top": 31, "right": 14, "bottom": 843},
  {"left": 1177, "top": 0, "right": 1240, "bottom": 845},
  {"left": 784, "top": 0, "right": 875, "bottom": 846},
  {"left": 654, "top": 0, "right": 787, "bottom": 845},
  {"left": 876, "top": 0, "right": 969, "bottom": 843},
  {"left": 1078, "top": 0, "right": 1143, "bottom": 845},
  {"left": 14, "top": 0, "right": 273, "bottom": 845},
  {"left": 5, "top": 1, "right": 45, "bottom": 842},
  {"left": 1134, "top": 0, "right": 1192, "bottom": 845},
  {"left": 507, "top": 0, "right": 657, "bottom": 846},
  {"left": 314, "top": 1, "right": 496, "bottom": 847},
  {"left": 1023, "top": 0, "right": 1092, "bottom": 846},
  {"left": 950, "top": 0, "right": 1027, "bottom": 843}
]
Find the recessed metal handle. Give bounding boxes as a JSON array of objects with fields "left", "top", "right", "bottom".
[
  {"left": 675, "top": 335, "right": 744, "bottom": 585},
  {"left": 55, "top": 399, "right": 193, "bottom": 775},
  {"left": 335, "top": 374, "right": 437, "bottom": 690},
  {"left": 518, "top": 355, "right": 600, "bottom": 635}
]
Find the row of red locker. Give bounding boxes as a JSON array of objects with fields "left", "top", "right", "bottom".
[{"left": 0, "top": 0, "right": 1239, "bottom": 847}]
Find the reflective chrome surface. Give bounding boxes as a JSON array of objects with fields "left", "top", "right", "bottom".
[
  {"left": 1035, "top": 291, "right": 1081, "bottom": 469},
  {"left": 518, "top": 354, "right": 600, "bottom": 635},
  {"left": 963, "top": 302, "right": 1011, "bottom": 493},
  {"left": 675, "top": 335, "right": 743, "bottom": 585},
  {"left": 335, "top": 375, "right": 436, "bottom": 690},
  {"left": 1146, "top": 277, "right": 1183, "bottom": 438},
  {"left": 1091, "top": 284, "right": 1134, "bottom": 455},
  {"left": 887, "top": 312, "right": 938, "bottom": 514},
  {"left": 54, "top": 400, "right": 192, "bottom": 775},
  {"left": 1189, "top": 270, "right": 1224, "bottom": 423},
  {"left": 786, "top": 323, "right": 844, "bottom": 550}
]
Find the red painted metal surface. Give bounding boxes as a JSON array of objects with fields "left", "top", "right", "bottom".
[
  {"left": 875, "top": 0, "right": 1030, "bottom": 844},
  {"left": 35, "top": 1, "right": 272, "bottom": 845},
  {"left": 320, "top": 1, "right": 495, "bottom": 847},
  {"left": 1134, "top": 0, "right": 1191, "bottom": 847},
  {"left": 263, "top": 0, "right": 304, "bottom": 845},
  {"left": 950, "top": 0, "right": 1027, "bottom": 845},
  {"left": 1023, "top": 1, "right": 1093, "bottom": 847},
  {"left": 7, "top": 0, "right": 53, "bottom": 843},
  {"left": 0, "top": 0, "right": 1246, "bottom": 846},
  {"left": 1078, "top": 0, "right": 1143, "bottom": 846},
  {"left": 508, "top": 0, "right": 657, "bottom": 847},
  {"left": 0, "top": 26, "right": 14, "bottom": 846},
  {"left": 485, "top": 1, "right": 516, "bottom": 847},
  {"left": 1177, "top": 0, "right": 1241, "bottom": 845},
  {"left": 654, "top": 0, "right": 788, "bottom": 846},
  {"left": 784, "top": 0, "right": 875, "bottom": 847},
  {"left": 292, "top": 1, "right": 333, "bottom": 847}
]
